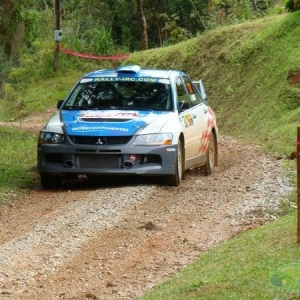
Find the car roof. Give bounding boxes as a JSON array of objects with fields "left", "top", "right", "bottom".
[{"left": 84, "top": 65, "right": 186, "bottom": 80}]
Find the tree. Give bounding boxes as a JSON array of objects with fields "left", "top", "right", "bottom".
[
  {"left": 0, "top": 1, "right": 24, "bottom": 58},
  {"left": 285, "top": 0, "right": 300, "bottom": 11},
  {"left": 137, "top": 0, "right": 148, "bottom": 50},
  {"left": 0, "top": 0, "right": 39, "bottom": 59}
]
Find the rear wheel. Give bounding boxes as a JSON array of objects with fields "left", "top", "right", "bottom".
[
  {"left": 166, "top": 140, "right": 183, "bottom": 186},
  {"left": 199, "top": 133, "right": 217, "bottom": 176},
  {"left": 40, "top": 174, "right": 62, "bottom": 189}
]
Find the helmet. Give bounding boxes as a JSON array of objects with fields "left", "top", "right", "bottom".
[
  {"left": 150, "top": 84, "right": 170, "bottom": 109},
  {"left": 99, "top": 84, "right": 116, "bottom": 101}
]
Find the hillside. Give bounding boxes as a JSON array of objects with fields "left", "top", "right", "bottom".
[
  {"left": 2, "top": 12, "right": 300, "bottom": 157},
  {"left": 126, "top": 12, "right": 300, "bottom": 156}
]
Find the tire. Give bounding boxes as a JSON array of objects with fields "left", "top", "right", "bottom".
[
  {"left": 199, "top": 133, "right": 217, "bottom": 176},
  {"left": 166, "top": 140, "right": 183, "bottom": 186},
  {"left": 40, "top": 174, "right": 62, "bottom": 189}
]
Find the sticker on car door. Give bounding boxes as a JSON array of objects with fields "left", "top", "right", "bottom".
[{"left": 183, "top": 113, "right": 194, "bottom": 128}]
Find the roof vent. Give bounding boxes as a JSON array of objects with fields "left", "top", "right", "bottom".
[{"left": 117, "top": 65, "right": 141, "bottom": 74}]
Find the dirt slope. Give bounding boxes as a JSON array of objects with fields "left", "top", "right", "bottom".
[{"left": 0, "top": 115, "right": 292, "bottom": 300}]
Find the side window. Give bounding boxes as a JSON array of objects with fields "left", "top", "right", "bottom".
[
  {"left": 176, "top": 77, "right": 191, "bottom": 110},
  {"left": 182, "top": 76, "right": 202, "bottom": 107}
]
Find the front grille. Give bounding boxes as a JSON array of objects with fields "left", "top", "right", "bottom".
[
  {"left": 45, "top": 154, "right": 62, "bottom": 163},
  {"left": 69, "top": 135, "right": 132, "bottom": 145},
  {"left": 78, "top": 154, "right": 121, "bottom": 168}
]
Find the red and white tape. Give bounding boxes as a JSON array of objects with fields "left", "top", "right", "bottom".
[{"left": 57, "top": 45, "right": 130, "bottom": 60}]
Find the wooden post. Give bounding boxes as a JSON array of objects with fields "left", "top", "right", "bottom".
[
  {"left": 53, "top": 0, "right": 61, "bottom": 72},
  {"left": 297, "top": 127, "right": 300, "bottom": 242}
]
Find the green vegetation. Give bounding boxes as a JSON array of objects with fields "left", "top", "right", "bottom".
[
  {"left": 3, "top": 12, "right": 300, "bottom": 155},
  {"left": 0, "top": 126, "right": 38, "bottom": 203},
  {"left": 0, "top": 10, "right": 300, "bottom": 299},
  {"left": 139, "top": 213, "right": 300, "bottom": 300},
  {"left": 127, "top": 12, "right": 300, "bottom": 156}
]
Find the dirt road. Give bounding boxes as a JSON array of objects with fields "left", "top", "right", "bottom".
[{"left": 0, "top": 116, "right": 292, "bottom": 299}]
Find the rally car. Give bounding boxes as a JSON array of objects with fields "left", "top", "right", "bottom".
[{"left": 37, "top": 65, "right": 218, "bottom": 188}]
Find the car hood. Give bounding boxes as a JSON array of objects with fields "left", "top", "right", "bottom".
[{"left": 59, "top": 110, "right": 176, "bottom": 136}]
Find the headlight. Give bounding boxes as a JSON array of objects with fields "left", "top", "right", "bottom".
[
  {"left": 38, "top": 132, "right": 65, "bottom": 144},
  {"left": 134, "top": 133, "right": 173, "bottom": 145}
]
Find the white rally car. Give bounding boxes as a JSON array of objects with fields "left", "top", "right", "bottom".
[{"left": 37, "top": 65, "right": 218, "bottom": 188}]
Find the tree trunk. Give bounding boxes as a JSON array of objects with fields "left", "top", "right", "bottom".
[
  {"left": 0, "top": 0, "right": 24, "bottom": 58},
  {"left": 137, "top": 0, "right": 148, "bottom": 50}
]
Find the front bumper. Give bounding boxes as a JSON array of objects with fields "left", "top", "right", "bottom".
[{"left": 37, "top": 143, "right": 178, "bottom": 177}]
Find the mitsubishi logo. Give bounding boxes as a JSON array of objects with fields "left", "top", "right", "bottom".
[{"left": 95, "top": 137, "right": 107, "bottom": 145}]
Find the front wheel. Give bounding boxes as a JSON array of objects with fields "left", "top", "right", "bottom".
[
  {"left": 165, "top": 140, "right": 183, "bottom": 186},
  {"left": 199, "top": 133, "right": 217, "bottom": 176},
  {"left": 40, "top": 174, "right": 62, "bottom": 189}
]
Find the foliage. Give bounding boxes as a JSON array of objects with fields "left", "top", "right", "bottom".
[
  {"left": 0, "top": 126, "right": 37, "bottom": 202},
  {"left": 0, "top": 1, "right": 24, "bottom": 58},
  {"left": 0, "top": 0, "right": 281, "bottom": 59},
  {"left": 0, "top": 48, "right": 13, "bottom": 99},
  {"left": 61, "top": 0, "right": 116, "bottom": 55},
  {"left": 161, "top": 13, "right": 193, "bottom": 45},
  {"left": 63, "top": 22, "right": 115, "bottom": 56},
  {"left": 0, "top": 0, "right": 286, "bottom": 103},
  {"left": 2, "top": 11, "right": 300, "bottom": 153},
  {"left": 21, "top": 9, "right": 41, "bottom": 48},
  {"left": 285, "top": 0, "right": 300, "bottom": 11}
]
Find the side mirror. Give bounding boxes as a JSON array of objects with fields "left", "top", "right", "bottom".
[{"left": 57, "top": 100, "right": 64, "bottom": 109}]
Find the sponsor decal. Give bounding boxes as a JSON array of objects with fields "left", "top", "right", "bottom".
[
  {"left": 94, "top": 77, "right": 157, "bottom": 82},
  {"left": 190, "top": 94, "right": 196, "bottom": 101},
  {"left": 71, "top": 126, "right": 129, "bottom": 132},
  {"left": 80, "top": 111, "right": 140, "bottom": 119},
  {"left": 198, "top": 130, "right": 211, "bottom": 154},
  {"left": 186, "top": 82, "right": 194, "bottom": 94},
  {"left": 197, "top": 107, "right": 216, "bottom": 155},
  {"left": 183, "top": 114, "right": 194, "bottom": 128},
  {"left": 61, "top": 110, "right": 169, "bottom": 136},
  {"left": 80, "top": 77, "right": 170, "bottom": 84}
]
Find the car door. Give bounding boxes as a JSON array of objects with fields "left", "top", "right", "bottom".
[{"left": 176, "top": 76, "right": 210, "bottom": 163}]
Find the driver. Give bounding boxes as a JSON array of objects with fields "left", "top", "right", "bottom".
[
  {"left": 96, "top": 83, "right": 118, "bottom": 109},
  {"left": 149, "top": 84, "right": 170, "bottom": 109}
]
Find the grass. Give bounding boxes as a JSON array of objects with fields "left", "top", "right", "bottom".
[
  {"left": 0, "top": 10, "right": 300, "bottom": 299},
  {"left": 126, "top": 12, "right": 300, "bottom": 157},
  {"left": 139, "top": 213, "right": 300, "bottom": 300},
  {"left": 0, "top": 70, "right": 83, "bottom": 121},
  {"left": 0, "top": 126, "right": 38, "bottom": 203}
]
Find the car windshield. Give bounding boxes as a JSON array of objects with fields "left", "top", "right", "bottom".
[{"left": 62, "top": 80, "right": 173, "bottom": 111}]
